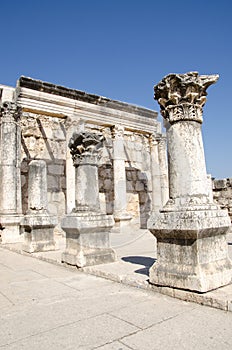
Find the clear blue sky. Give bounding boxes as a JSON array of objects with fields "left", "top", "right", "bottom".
[{"left": 0, "top": 0, "right": 231, "bottom": 179}]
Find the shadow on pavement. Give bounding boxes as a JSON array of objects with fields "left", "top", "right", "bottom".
[{"left": 121, "top": 256, "right": 156, "bottom": 276}]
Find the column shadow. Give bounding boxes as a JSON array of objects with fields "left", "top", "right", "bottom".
[{"left": 121, "top": 256, "right": 156, "bottom": 276}]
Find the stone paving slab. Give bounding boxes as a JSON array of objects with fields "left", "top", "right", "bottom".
[
  {"left": 1, "top": 229, "right": 232, "bottom": 313},
  {"left": 1, "top": 246, "right": 232, "bottom": 350}
]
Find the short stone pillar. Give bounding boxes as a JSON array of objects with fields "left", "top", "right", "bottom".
[
  {"left": 148, "top": 72, "right": 232, "bottom": 292},
  {"left": 0, "top": 102, "right": 23, "bottom": 243},
  {"left": 61, "top": 131, "right": 116, "bottom": 267},
  {"left": 112, "top": 125, "right": 131, "bottom": 231},
  {"left": 21, "top": 160, "right": 57, "bottom": 252}
]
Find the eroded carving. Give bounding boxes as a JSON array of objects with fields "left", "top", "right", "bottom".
[
  {"left": 68, "top": 131, "right": 105, "bottom": 165},
  {"left": 154, "top": 71, "right": 219, "bottom": 123}
]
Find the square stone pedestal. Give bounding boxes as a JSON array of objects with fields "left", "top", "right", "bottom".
[
  {"left": 0, "top": 215, "right": 23, "bottom": 244},
  {"left": 148, "top": 208, "right": 232, "bottom": 292},
  {"left": 21, "top": 215, "right": 57, "bottom": 253},
  {"left": 61, "top": 212, "right": 116, "bottom": 267}
]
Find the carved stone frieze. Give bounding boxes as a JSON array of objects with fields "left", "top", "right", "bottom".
[
  {"left": 154, "top": 71, "right": 219, "bottom": 124},
  {"left": 68, "top": 131, "right": 105, "bottom": 166}
]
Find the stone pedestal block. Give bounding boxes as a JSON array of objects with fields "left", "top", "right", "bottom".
[
  {"left": 22, "top": 215, "right": 57, "bottom": 253},
  {"left": 0, "top": 215, "right": 23, "bottom": 243},
  {"left": 149, "top": 208, "right": 232, "bottom": 292},
  {"left": 61, "top": 212, "right": 116, "bottom": 267}
]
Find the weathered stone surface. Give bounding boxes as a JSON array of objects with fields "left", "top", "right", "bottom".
[
  {"left": 61, "top": 213, "right": 116, "bottom": 267},
  {"left": 149, "top": 72, "right": 232, "bottom": 292},
  {"left": 21, "top": 160, "right": 57, "bottom": 253},
  {"left": 112, "top": 125, "right": 132, "bottom": 225},
  {"left": 0, "top": 101, "right": 23, "bottom": 243},
  {"left": 61, "top": 131, "right": 116, "bottom": 267},
  {"left": 1, "top": 76, "right": 162, "bottom": 241}
]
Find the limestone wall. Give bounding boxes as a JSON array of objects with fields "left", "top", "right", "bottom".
[
  {"left": 20, "top": 113, "right": 66, "bottom": 233},
  {"left": 213, "top": 178, "right": 232, "bottom": 222},
  {"left": 20, "top": 115, "right": 153, "bottom": 231}
]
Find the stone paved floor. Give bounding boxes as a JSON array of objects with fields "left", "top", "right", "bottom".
[{"left": 1, "top": 246, "right": 232, "bottom": 350}]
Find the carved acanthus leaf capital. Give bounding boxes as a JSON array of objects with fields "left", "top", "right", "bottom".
[
  {"left": 0, "top": 101, "right": 21, "bottom": 122},
  {"left": 154, "top": 72, "right": 219, "bottom": 124},
  {"left": 68, "top": 131, "right": 105, "bottom": 165}
]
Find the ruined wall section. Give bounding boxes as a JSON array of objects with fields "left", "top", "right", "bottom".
[
  {"left": 97, "top": 127, "right": 152, "bottom": 227},
  {"left": 20, "top": 112, "right": 66, "bottom": 233},
  {"left": 213, "top": 178, "right": 232, "bottom": 223}
]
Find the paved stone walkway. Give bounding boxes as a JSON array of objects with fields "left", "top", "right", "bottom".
[
  {"left": 1, "top": 246, "right": 232, "bottom": 350},
  {"left": 2, "top": 229, "right": 232, "bottom": 312}
]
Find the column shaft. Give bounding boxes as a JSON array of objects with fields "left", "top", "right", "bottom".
[
  {"left": 112, "top": 125, "right": 131, "bottom": 223},
  {"left": 149, "top": 135, "right": 162, "bottom": 212}
]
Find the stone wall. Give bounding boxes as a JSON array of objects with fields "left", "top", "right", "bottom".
[
  {"left": 20, "top": 116, "right": 153, "bottom": 231},
  {"left": 98, "top": 129, "right": 152, "bottom": 228},
  {"left": 20, "top": 113, "right": 66, "bottom": 233},
  {"left": 213, "top": 178, "right": 232, "bottom": 222}
]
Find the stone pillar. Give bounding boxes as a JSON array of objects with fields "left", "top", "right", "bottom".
[
  {"left": 112, "top": 125, "right": 131, "bottom": 231},
  {"left": 149, "top": 134, "right": 162, "bottom": 212},
  {"left": 21, "top": 160, "right": 57, "bottom": 252},
  {"left": 157, "top": 135, "right": 169, "bottom": 206},
  {"left": 148, "top": 71, "right": 232, "bottom": 292},
  {"left": 61, "top": 131, "right": 116, "bottom": 267},
  {"left": 0, "top": 102, "right": 23, "bottom": 243}
]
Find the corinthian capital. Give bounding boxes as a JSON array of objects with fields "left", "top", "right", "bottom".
[
  {"left": 68, "top": 131, "right": 105, "bottom": 166},
  {"left": 0, "top": 101, "right": 21, "bottom": 122},
  {"left": 154, "top": 72, "right": 218, "bottom": 124}
]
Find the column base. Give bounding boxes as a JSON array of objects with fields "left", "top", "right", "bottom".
[
  {"left": 0, "top": 214, "right": 23, "bottom": 244},
  {"left": 113, "top": 212, "right": 132, "bottom": 233},
  {"left": 61, "top": 212, "right": 116, "bottom": 267},
  {"left": 148, "top": 208, "right": 232, "bottom": 292},
  {"left": 21, "top": 214, "right": 57, "bottom": 253}
]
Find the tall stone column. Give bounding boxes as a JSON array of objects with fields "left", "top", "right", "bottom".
[
  {"left": 157, "top": 135, "right": 169, "bottom": 206},
  {"left": 112, "top": 125, "right": 131, "bottom": 231},
  {"left": 21, "top": 160, "right": 57, "bottom": 252},
  {"left": 61, "top": 131, "right": 116, "bottom": 267},
  {"left": 148, "top": 72, "right": 232, "bottom": 292},
  {"left": 149, "top": 134, "right": 162, "bottom": 212},
  {"left": 0, "top": 102, "right": 23, "bottom": 243}
]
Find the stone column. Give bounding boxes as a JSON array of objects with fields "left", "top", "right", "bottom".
[
  {"left": 21, "top": 160, "right": 57, "bottom": 252},
  {"left": 61, "top": 131, "right": 116, "bottom": 267},
  {"left": 112, "top": 125, "right": 131, "bottom": 231},
  {"left": 0, "top": 102, "right": 23, "bottom": 243},
  {"left": 149, "top": 134, "right": 162, "bottom": 212},
  {"left": 148, "top": 72, "right": 232, "bottom": 292},
  {"left": 157, "top": 135, "right": 169, "bottom": 206}
]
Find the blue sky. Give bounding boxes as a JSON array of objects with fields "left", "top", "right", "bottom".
[{"left": 0, "top": 0, "right": 231, "bottom": 179}]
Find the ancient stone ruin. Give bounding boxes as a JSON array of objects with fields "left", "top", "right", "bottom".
[
  {"left": 0, "top": 73, "right": 231, "bottom": 291},
  {"left": 0, "top": 76, "right": 166, "bottom": 266}
]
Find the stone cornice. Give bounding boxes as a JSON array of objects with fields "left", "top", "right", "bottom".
[
  {"left": 15, "top": 79, "right": 159, "bottom": 134},
  {"left": 18, "top": 76, "right": 157, "bottom": 118}
]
